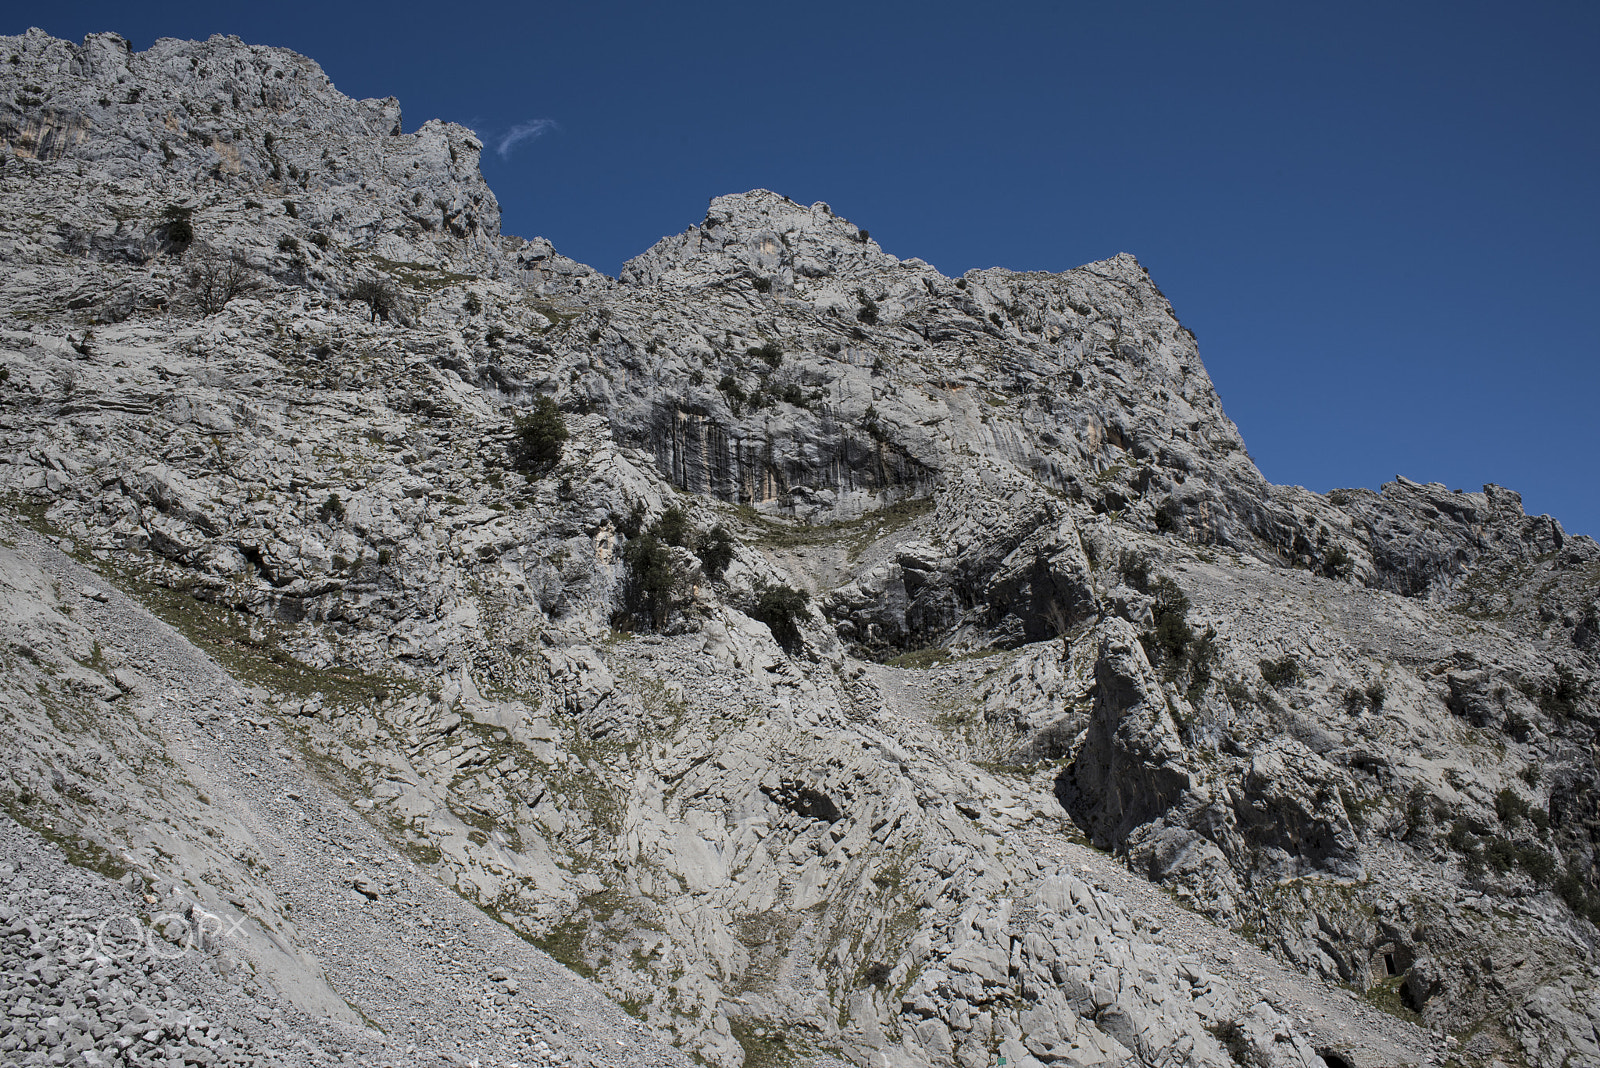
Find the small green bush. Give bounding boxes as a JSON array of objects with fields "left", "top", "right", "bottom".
[
  {"left": 751, "top": 277, "right": 772, "bottom": 293},
  {"left": 1260, "top": 655, "right": 1301, "bottom": 689},
  {"left": 463, "top": 292, "right": 483, "bottom": 314},
  {"left": 277, "top": 235, "right": 300, "bottom": 253},
  {"left": 283, "top": 199, "right": 299, "bottom": 219},
  {"left": 653, "top": 505, "right": 691, "bottom": 548},
  {"left": 753, "top": 583, "right": 810, "bottom": 651},
  {"left": 697, "top": 525, "right": 735, "bottom": 578},
  {"left": 347, "top": 277, "right": 398, "bottom": 323},
  {"left": 1365, "top": 682, "right": 1386, "bottom": 710},
  {"left": 308, "top": 231, "right": 330, "bottom": 249},
  {"left": 855, "top": 290, "right": 879, "bottom": 325},
  {"left": 513, "top": 395, "right": 568, "bottom": 474},
  {"left": 1184, "top": 626, "right": 1219, "bottom": 702},
  {"left": 1447, "top": 819, "right": 1478, "bottom": 854},
  {"left": 1495, "top": 788, "right": 1529, "bottom": 825},
  {"left": 1555, "top": 866, "right": 1600, "bottom": 923},
  {"left": 1118, "top": 553, "right": 1152, "bottom": 592},
  {"left": 317, "top": 493, "right": 345, "bottom": 523},
  {"left": 620, "top": 532, "right": 675, "bottom": 630},
  {"left": 747, "top": 341, "right": 783, "bottom": 368},
  {"left": 1321, "top": 544, "right": 1353, "bottom": 579},
  {"left": 717, "top": 375, "right": 746, "bottom": 405},
  {"left": 1484, "top": 838, "right": 1517, "bottom": 874}
]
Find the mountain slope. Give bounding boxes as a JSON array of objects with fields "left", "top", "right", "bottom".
[{"left": 1, "top": 28, "right": 1597, "bottom": 1068}]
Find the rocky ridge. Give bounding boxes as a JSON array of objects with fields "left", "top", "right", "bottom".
[{"left": 1, "top": 27, "right": 1598, "bottom": 1068}]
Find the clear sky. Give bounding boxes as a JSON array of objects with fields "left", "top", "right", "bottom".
[{"left": 19, "top": 2, "right": 1600, "bottom": 536}]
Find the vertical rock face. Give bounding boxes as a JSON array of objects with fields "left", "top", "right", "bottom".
[
  {"left": 1058, "top": 618, "right": 1194, "bottom": 845},
  {"left": 1, "top": 28, "right": 1598, "bottom": 1068}
]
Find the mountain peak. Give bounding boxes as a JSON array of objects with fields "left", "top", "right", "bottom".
[{"left": 620, "top": 187, "right": 897, "bottom": 288}]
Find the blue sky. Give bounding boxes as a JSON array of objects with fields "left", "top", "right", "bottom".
[{"left": 20, "top": 2, "right": 1600, "bottom": 535}]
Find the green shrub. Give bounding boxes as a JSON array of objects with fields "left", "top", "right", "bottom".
[
  {"left": 1184, "top": 626, "right": 1219, "bottom": 702},
  {"left": 1516, "top": 844, "right": 1555, "bottom": 882},
  {"left": 1260, "top": 655, "right": 1301, "bottom": 689},
  {"left": 463, "top": 292, "right": 482, "bottom": 314},
  {"left": 751, "top": 277, "right": 772, "bottom": 293},
  {"left": 697, "top": 525, "right": 735, "bottom": 578},
  {"left": 308, "top": 231, "right": 330, "bottom": 249},
  {"left": 1321, "top": 544, "right": 1353, "bottom": 579},
  {"left": 1151, "top": 610, "right": 1192, "bottom": 665},
  {"left": 855, "top": 290, "right": 879, "bottom": 325},
  {"left": 317, "top": 493, "right": 345, "bottom": 523},
  {"left": 1117, "top": 552, "right": 1151, "bottom": 592},
  {"left": 746, "top": 341, "right": 783, "bottom": 368},
  {"left": 753, "top": 583, "right": 810, "bottom": 651},
  {"left": 277, "top": 235, "right": 299, "bottom": 253},
  {"left": 1555, "top": 866, "right": 1600, "bottom": 922},
  {"left": 512, "top": 395, "right": 568, "bottom": 474},
  {"left": 620, "top": 532, "right": 675, "bottom": 630},
  {"left": 717, "top": 375, "right": 746, "bottom": 405},
  {"left": 653, "top": 506, "right": 691, "bottom": 548},
  {"left": 1365, "top": 683, "right": 1386, "bottom": 710},
  {"left": 283, "top": 199, "right": 298, "bottom": 219},
  {"left": 1538, "top": 667, "right": 1582, "bottom": 718},
  {"left": 1447, "top": 819, "right": 1478, "bottom": 854},
  {"left": 347, "top": 277, "right": 398, "bottom": 323},
  {"left": 1483, "top": 837, "right": 1520, "bottom": 875},
  {"left": 485, "top": 325, "right": 506, "bottom": 348},
  {"left": 1495, "top": 787, "right": 1529, "bottom": 826}
]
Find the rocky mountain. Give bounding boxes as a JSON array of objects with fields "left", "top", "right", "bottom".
[{"left": 1, "top": 27, "right": 1597, "bottom": 1068}]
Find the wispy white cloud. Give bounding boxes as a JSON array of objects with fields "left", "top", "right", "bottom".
[{"left": 496, "top": 119, "right": 559, "bottom": 159}]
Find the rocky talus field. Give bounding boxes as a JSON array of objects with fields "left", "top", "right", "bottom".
[{"left": 0, "top": 27, "right": 1596, "bottom": 1068}]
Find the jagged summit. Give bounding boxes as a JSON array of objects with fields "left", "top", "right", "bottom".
[
  {"left": 620, "top": 189, "right": 897, "bottom": 288},
  {"left": 1, "top": 28, "right": 504, "bottom": 272}
]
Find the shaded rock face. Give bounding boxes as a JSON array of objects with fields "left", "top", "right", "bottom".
[
  {"left": 643, "top": 400, "right": 936, "bottom": 507},
  {"left": 1057, "top": 620, "right": 1193, "bottom": 847},
  {"left": 0, "top": 28, "right": 1598, "bottom": 1068},
  {"left": 1337, "top": 479, "right": 1575, "bottom": 599}
]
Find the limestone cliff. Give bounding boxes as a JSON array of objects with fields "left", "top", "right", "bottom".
[{"left": 1, "top": 28, "right": 1597, "bottom": 1068}]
